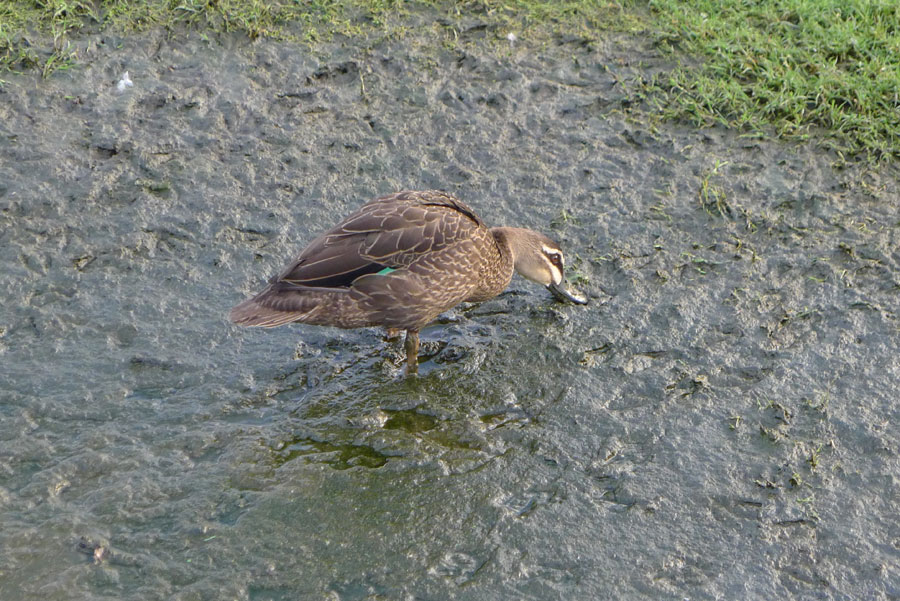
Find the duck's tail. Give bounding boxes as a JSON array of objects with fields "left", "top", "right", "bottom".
[
  {"left": 229, "top": 297, "right": 304, "bottom": 327},
  {"left": 229, "top": 283, "right": 367, "bottom": 329},
  {"left": 228, "top": 282, "right": 316, "bottom": 327}
]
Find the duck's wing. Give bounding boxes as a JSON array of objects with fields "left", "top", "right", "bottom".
[{"left": 275, "top": 190, "right": 485, "bottom": 289}]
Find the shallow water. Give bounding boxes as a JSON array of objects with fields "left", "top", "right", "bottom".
[{"left": 1, "top": 21, "right": 899, "bottom": 600}]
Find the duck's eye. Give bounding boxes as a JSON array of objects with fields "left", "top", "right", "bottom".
[{"left": 547, "top": 252, "right": 563, "bottom": 268}]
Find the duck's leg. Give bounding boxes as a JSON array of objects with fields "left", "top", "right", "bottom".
[
  {"left": 404, "top": 329, "right": 420, "bottom": 375},
  {"left": 384, "top": 327, "right": 402, "bottom": 341}
]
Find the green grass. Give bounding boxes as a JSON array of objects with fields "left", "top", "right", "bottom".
[
  {"left": 638, "top": 0, "right": 900, "bottom": 161},
  {"left": 1, "top": 1, "right": 898, "bottom": 161},
  {"left": 0, "top": 1, "right": 623, "bottom": 75}
]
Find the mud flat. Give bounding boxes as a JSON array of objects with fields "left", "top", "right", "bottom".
[{"left": 1, "top": 21, "right": 898, "bottom": 601}]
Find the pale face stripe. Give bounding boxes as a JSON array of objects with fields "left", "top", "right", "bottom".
[
  {"left": 542, "top": 245, "right": 564, "bottom": 285},
  {"left": 548, "top": 263, "right": 562, "bottom": 285}
]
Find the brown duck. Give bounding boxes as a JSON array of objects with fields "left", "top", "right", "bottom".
[{"left": 230, "top": 190, "right": 587, "bottom": 373}]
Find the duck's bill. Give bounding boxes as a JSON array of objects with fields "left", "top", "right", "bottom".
[{"left": 547, "top": 282, "right": 588, "bottom": 305}]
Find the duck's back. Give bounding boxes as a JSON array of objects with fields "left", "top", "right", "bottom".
[
  {"left": 278, "top": 190, "right": 487, "bottom": 285},
  {"left": 232, "top": 190, "right": 510, "bottom": 331}
]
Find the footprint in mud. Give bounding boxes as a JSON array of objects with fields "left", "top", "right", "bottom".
[{"left": 428, "top": 551, "right": 485, "bottom": 585}]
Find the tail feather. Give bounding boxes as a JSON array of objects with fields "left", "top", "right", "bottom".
[
  {"left": 229, "top": 298, "right": 306, "bottom": 327},
  {"left": 230, "top": 283, "right": 370, "bottom": 329}
]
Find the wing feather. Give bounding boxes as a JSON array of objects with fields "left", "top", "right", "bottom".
[
  {"left": 274, "top": 190, "right": 484, "bottom": 289},
  {"left": 350, "top": 235, "right": 484, "bottom": 328}
]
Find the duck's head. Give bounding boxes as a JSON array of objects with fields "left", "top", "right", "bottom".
[{"left": 496, "top": 228, "right": 588, "bottom": 304}]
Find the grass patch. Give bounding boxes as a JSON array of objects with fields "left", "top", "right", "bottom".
[
  {"left": 638, "top": 0, "right": 900, "bottom": 161},
  {"left": 1, "top": 1, "right": 897, "bottom": 161},
  {"left": 0, "top": 1, "right": 627, "bottom": 75}
]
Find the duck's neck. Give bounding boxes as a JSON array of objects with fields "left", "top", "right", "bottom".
[
  {"left": 493, "top": 225, "right": 527, "bottom": 258},
  {"left": 459, "top": 227, "right": 514, "bottom": 303},
  {"left": 460, "top": 227, "right": 515, "bottom": 302}
]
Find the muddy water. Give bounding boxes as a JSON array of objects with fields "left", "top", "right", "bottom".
[{"left": 1, "top": 21, "right": 899, "bottom": 601}]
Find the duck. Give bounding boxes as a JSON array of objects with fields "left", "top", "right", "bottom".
[{"left": 230, "top": 190, "right": 587, "bottom": 374}]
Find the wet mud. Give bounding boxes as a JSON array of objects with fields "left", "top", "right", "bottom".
[{"left": 1, "top": 18, "right": 899, "bottom": 601}]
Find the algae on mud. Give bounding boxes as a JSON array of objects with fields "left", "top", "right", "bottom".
[{"left": 1, "top": 17, "right": 899, "bottom": 601}]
